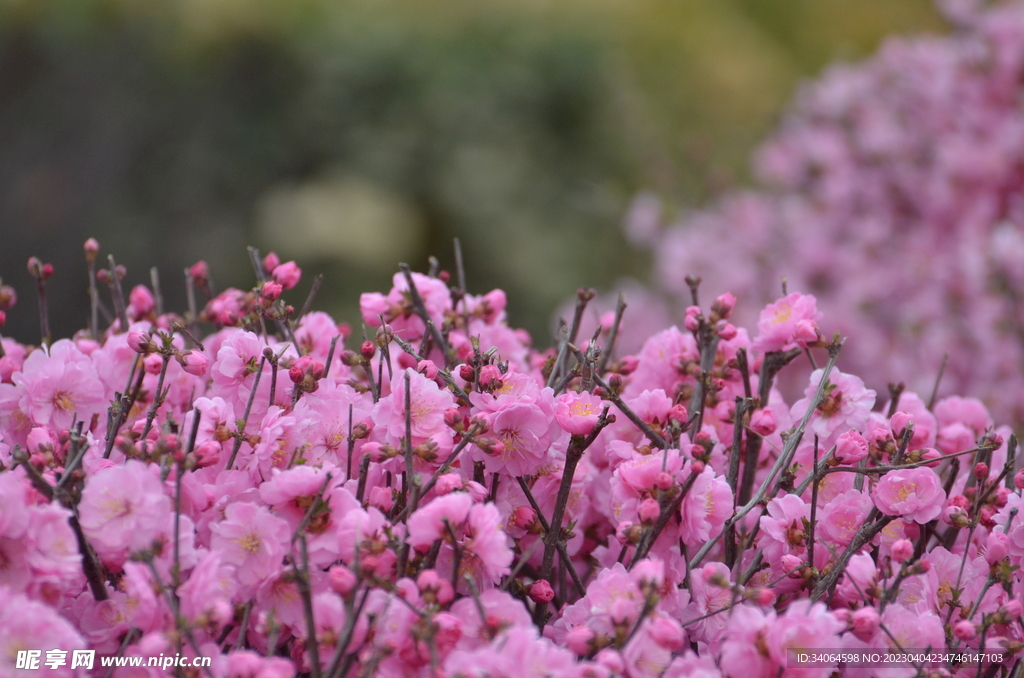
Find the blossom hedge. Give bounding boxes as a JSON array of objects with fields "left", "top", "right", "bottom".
[
  {"left": 0, "top": 242, "right": 1022, "bottom": 678},
  {"left": 622, "top": 0, "right": 1024, "bottom": 425}
]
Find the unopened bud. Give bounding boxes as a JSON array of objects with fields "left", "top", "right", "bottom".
[
  {"left": 891, "top": 539, "right": 913, "bottom": 563},
  {"left": 528, "top": 580, "right": 555, "bottom": 604},
  {"left": 84, "top": 238, "right": 100, "bottom": 263},
  {"left": 954, "top": 621, "right": 976, "bottom": 641}
]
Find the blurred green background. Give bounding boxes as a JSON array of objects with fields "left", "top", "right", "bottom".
[{"left": 0, "top": 0, "right": 942, "bottom": 346}]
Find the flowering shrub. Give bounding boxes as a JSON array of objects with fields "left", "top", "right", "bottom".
[
  {"left": 0, "top": 243, "right": 1022, "bottom": 678},
  {"left": 621, "top": 0, "right": 1024, "bottom": 424}
]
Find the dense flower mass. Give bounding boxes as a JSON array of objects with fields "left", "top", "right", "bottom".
[
  {"left": 0, "top": 242, "right": 1021, "bottom": 678},
  {"left": 618, "top": 0, "right": 1024, "bottom": 424}
]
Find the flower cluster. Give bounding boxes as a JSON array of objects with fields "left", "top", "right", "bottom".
[
  {"left": 0, "top": 243, "right": 1022, "bottom": 678},
  {"left": 620, "top": 0, "right": 1024, "bottom": 424}
]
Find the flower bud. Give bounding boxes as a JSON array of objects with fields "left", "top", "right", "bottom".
[
  {"left": 177, "top": 350, "right": 209, "bottom": 377},
  {"left": 954, "top": 621, "right": 977, "bottom": 641},
  {"left": 143, "top": 353, "right": 165, "bottom": 375},
  {"left": 747, "top": 587, "right": 775, "bottom": 606},
  {"left": 84, "top": 238, "right": 100, "bottom": 263},
  {"left": 417, "top": 359, "right": 438, "bottom": 379},
  {"left": 529, "top": 580, "right": 555, "bottom": 604},
  {"left": 648, "top": 616, "right": 684, "bottom": 651},
  {"left": 192, "top": 441, "right": 221, "bottom": 468},
  {"left": 852, "top": 607, "right": 880, "bottom": 641},
  {"left": 668, "top": 404, "right": 688, "bottom": 427},
  {"left": 781, "top": 554, "right": 804, "bottom": 576},
  {"left": 891, "top": 539, "right": 914, "bottom": 563},
  {"left": 329, "top": 565, "right": 358, "bottom": 596},
  {"left": 684, "top": 306, "right": 702, "bottom": 332},
  {"left": 974, "top": 462, "right": 990, "bottom": 480},
  {"left": 920, "top": 447, "right": 942, "bottom": 468},
  {"left": 417, "top": 570, "right": 454, "bottom": 606},
  {"left": 360, "top": 341, "right": 376, "bottom": 360},
  {"left": 509, "top": 505, "right": 539, "bottom": 533},
  {"left": 0, "top": 285, "right": 15, "bottom": 310},
  {"left": 261, "top": 281, "right": 282, "bottom": 302},
  {"left": 638, "top": 498, "right": 660, "bottom": 524},
  {"left": 835, "top": 430, "right": 869, "bottom": 464},
  {"left": 942, "top": 505, "right": 970, "bottom": 528},
  {"left": 711, "top": 293, "right": 736, "bottom": 320},
  {"left": 566, "top": 626, "right": 594, "bottom": 655},
  {"left": 263, "top": 252, "right": 281, "bottom": 274},
  {"left": 478, "top": 365, "right": 503, "bottom": 388},
  {"left": 890, "top": 412, "right": 914, "bottom": 439},
  {"left": 987, "top": 531, "right": 1010, "bottom": 565},
  {"left": 750, "top": 407, "right": 777, "bottom": 436},
  {"left": 718, "top": 323, "right": 738, "bottom": 341},
  {"left": 127, "top": 330, "right": 155, "bottom": 354},
  {"left": 459, "top": 365, "right": 475, "bottom": 382},
  {"left": 189, "top": 260, "right": 209, "bottom": 285},
  {"left": 271, "top": 261, "right": 301, "bottom": 290},
  {"left": 654, "top": 472, "right": 673, "bottom": 491}
]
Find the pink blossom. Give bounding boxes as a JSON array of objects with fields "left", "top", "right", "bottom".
[
  {"left": 79, "top": 460, "right": 171, "bottom": 560},
  {"left": 7, "top": 339, "right": 106, "bottom": 433},
  {"left": 0, "top": 586, "right": 86, "bottom": 678},
  {"left": 479, "top": 401, "right": 556, "bottom": 476},
  {"left": 819, "top": 489, "right": 873, "bottom": 547},
  {"left": 790, "top": 368, "right": 876, "bottom": 442},
  {"left": 373, "top": 367, "right": 455, "bottom": 450},
  {"left": 407, "top": 492, "right": 475, "bottom": 550},
  {"left": 679, "top": 467, "right": 733, "bottom": 547},
  {"left": 758, "top": 494, "right": 810, "bottom": 568},
  {"left": 752, "top": 293, "right": 823, "bottom": 353},
  {"left": 271, "top": 261, "right": 302, "bottom": 289},
  {"left": 209, "top": 502, "right": 290, "bottom": 588},
  {"left": 763, "top": 600, "right": 844, "bottom": 678},
  {"left": 178, "top": 350, "right": 209, "bottom": 377},
  {"left": 555, "top": 391, "right": 604, "bottom": 436},
  {"left": 873, "top": 467, "right": 945, "bottom": 523}
]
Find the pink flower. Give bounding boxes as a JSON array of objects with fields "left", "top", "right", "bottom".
[
  {"left": 763, "top": 600, "right": 844, "bottom": 678},
  {"left": 679, "top": 467, "right": 733, "bottom": 547},
  {"left": 209, "top": 502, "right": 290, "bottom": 588},
  {"left": 128, "top": 284, "right": 155, "bottom": 319},
  {"left": 178, "top": 551, "right": 237, "bottom": 624},
  {"left": 271, "top": 261, "right": 302, "bottom": 290},
  {"left": 78, "top": 460, "right": 171, "bottom": 560},
  {"left": 749, "top": 407, "right": 777, "bottom": 436},
  {"left": 555, "top": 391, "right": 604, "bottom": 436},
  {"left": 373, "top": 367, "right": 455, "bottom": 450},
  {"left": 758, "top": 494, "right": 809, "bottom": 568},
  {"left": 834, "top": 430, "right": 869, "bottom": 464},
  {"left": 407, "top": 492, "right": 475, "bottom": 550},
  {"left": 0, "top": 586, "right": 86, "bottom": 678},
  {"left": 819, "top": 489, "right": 873, "bottom": 547},
  {"left": 873, "top": 467, "right": 945, "bottom": 523},
  {"left": 752, "top": 293, "right": 823, "bottom": 353},
  {"left": 8, "top": 340, "right": 106, "bottom": 432},
  {"left": 177, "top": 350, "right": 209, "bottom": 376},
  {"left": 479, "top": 401, "right": 556, "bottom": 476},
  {"left": 790, "top": 368, "right": 876, "bottom": 442}
]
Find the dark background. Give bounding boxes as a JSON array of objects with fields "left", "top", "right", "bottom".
[{"left": 0, "top": 0, "right": 941, "bottom": 346}]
